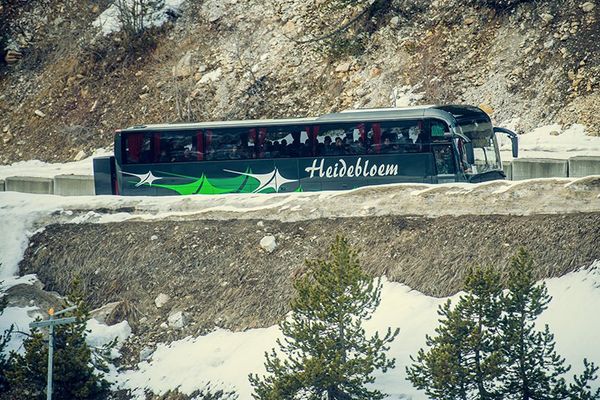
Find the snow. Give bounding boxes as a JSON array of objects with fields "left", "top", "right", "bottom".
[
  {"left": 93, "top": 0, "right": 187, "bottom": 36},
  {"left": 499, "top": 122, "right": 600, "bottom": 160},
  {"left": 0, "top": 305, "right": 43, "bottom": 354},
  {"left": 86, "top": 319, "right": 132, "bottom": 360},
  {"left": 111, "top": 267, "right": 600, "bottom": 399},
  {"left": 0, "top": 149, "right": 109, "bottom": 180}
]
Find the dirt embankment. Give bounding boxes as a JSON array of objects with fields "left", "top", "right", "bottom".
[{"left": 19, "top": 212, "right": 600, "bottom": 358}]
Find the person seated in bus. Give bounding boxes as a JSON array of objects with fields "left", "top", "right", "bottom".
[
  {"left": 158, "top": 149, "right": 170, "bottom": 163},
  {"left": 301, "top": 138, "right": 312, "bottom": 157},
  {"left": 182, "top": 147, "right": 194, "bottom": 162},
  {"left": 271, "top": 141, "right": 281, "bottom": 158},
  {"left": 228, "top": 145, "right": 242, "bottom": 160},
  {"left": 321, "top": 136, "right": 334, "bottom": 156},
  {"left": 332, "top": 137, "right": 345, "bottom": 155},
  {"left": 279, "top": 139, "right": 289, "bottom": 157},
  {"left": 287, "top": 139, "right": 301, "bottom": 157},
  {"left": 380, "top": 137, "right": 394, "bottom": 154},
  {"left": 433, "top": 145, "right": 454, "bottom": 174}
]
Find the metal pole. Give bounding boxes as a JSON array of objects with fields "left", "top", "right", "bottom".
[{"left": 47, "top": 320, "right": 53, "bottom": 400}]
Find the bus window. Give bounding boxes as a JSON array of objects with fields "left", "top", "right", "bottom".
[
  {"left": 374, "top": 120, "right": 425, "bottom": 154},
  {"left": 262, "top": 126, "right": 308, "bottom": 158},
  {"left": 158, "top": 132, "right": 198, "bottom": 163},
  {"left": 316, "top": 123, "right": 367, "bottom": 156},
  {"left": 433, "top": 144, "right": 456, "bottom": 175}
]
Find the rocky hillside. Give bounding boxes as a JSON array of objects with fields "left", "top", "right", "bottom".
[
  {"left": 17, "top": 212, "right": 600, "bottom": 369},
  {"left": 0, "top": 0, "right": 598, "bottom": 164}
]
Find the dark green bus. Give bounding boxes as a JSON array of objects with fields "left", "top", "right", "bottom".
[{"left": 93, "top": 105, "right": 518, "bottom": 195}]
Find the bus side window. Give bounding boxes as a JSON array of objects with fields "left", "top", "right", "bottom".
[
  {"left": 432, "top": 144, "right": 456, "bottom": 175},
  {"left": 125, "top": 133, "right": 144, "bottom": 164}
]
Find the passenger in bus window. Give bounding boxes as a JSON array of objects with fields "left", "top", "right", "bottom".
[
  {"left": 332, "top": 137, "right": 344, "bottom": 155},
  {"left": 280, "top": 139, "right": 288, "bottom": 157},
  {"left": 301, "top": 139, "right": 312, "bottom": 157}
]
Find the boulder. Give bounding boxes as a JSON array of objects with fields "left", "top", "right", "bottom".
[
  {"left": 154, "top": 293, "right": 170, "bottom": 308},
  {"left": 260, "top": 235, "right": 277, "bottom": 253},
  {"left": 167, "top": 311, "right": 186, "bottom": 329}
]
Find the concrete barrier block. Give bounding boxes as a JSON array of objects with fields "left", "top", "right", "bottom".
[
  {"left": 54, "top": 174, "right": 95, "bottom": 196},
  {"left": 568, "top": 156, "right": 600, "bottom": 178},
  {"left": 502, "top": 161, "right": 512, "bottom": 180},
  {"left": 0, "top": 179, "right": 4, "bottom": 191},
  {"left": 511, "top": 158, "right": 569, "bottom": 180},
  {"left": 5, "top": 176, "right": 54, "bottom": 194}
]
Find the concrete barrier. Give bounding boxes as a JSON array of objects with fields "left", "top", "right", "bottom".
[
  {"left": 0, "top": 179, "right": 4, "bottom": 191},
  {"left": 511, "top": 158, "right": 569, "bottom": 180},
  {"left": 5, "top": 176, "right": 54, "bottom": 194},
  {"left": 502, "top": 161, "right": 512, "bottom": 180},
  {"left": 568, "top": 156, "right": 600, "bottom": 178},
  {"left": 54, "top": 174, "right": 95, "bottom": 196}
]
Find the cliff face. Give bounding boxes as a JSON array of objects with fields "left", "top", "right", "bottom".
[{"left": 0, "top": 0, "right": 598, "bottom": 164}]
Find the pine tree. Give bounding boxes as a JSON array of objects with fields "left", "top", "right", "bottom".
[
  {"left": 0, "top": 295, "right": 14, "bottom": 394},
  {"left": 569, "top": 359, "right": 600, "bottom": 400},
  {"left": 501, "top": 249, "right": 570, "bottom": 399},
  {"left": 249, "top": 236, "right": 399, "bottom": 400},
  {"left": 406, "top": 266, "right": 505, "bottom": 399},
  {"left": 6, "top": 278, "right": 110, "bottom": 399}
]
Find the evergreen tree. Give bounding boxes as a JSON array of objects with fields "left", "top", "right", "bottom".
[
  {"left": 501, "top": 249, "right": 570, "bottom": 399},
  {"left": 0, "top": 295, "right": 14, "bottom": 394},
  {"left": 406, "top": 266, "right": 505, "bottom": 399},
  {"left": 249, "top": 236, "right": 399, "bottom": 400},
  {"left": 569, "top": 359, "right": 600, "bottom": 400},
  {"left": 7, "top": 278, "right": 110, "bottom": 399}
]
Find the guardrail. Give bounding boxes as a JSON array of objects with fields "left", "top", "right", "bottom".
[{"left": 0, "top": 157, "right": 599, "bottom": 195}]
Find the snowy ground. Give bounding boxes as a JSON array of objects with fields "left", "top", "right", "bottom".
[
  {"left": 2, "top": 267, "right": 599, "bottom": 399},
  {"left": 499, "top": 122, "right": 600, "bottom": 160},
  {"left": 109, "top": 267, "right": 600, "bottom": 399}
]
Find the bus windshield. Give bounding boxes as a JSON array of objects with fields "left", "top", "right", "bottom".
[{"left": 457, "top": 118, "right": 500, "bottom": 173}]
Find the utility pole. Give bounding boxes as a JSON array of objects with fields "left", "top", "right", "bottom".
[{"left": 29, "top": 305, "right": 78, "bottom": 400}]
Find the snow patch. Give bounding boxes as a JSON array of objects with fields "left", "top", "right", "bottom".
[
  {"left": 110, "top": 268, "right": 600, "bottom": 399},
  {"left": 93, "top": 0, "right": 186, "bottom": 36}
]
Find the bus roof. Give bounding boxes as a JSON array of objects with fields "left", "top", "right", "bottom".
[{"left": 122, "top": 105, "right": 489, "bottom": 132}]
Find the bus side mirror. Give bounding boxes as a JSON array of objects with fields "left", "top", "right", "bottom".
[
  {"left": 493, "top": 127, "right": 519, "bottom": 158},
  {"left": 511, "top": 136, "right": 518, "bottom": 158},
  {"left": 464, "top": 142, "right": 475, "bottom": 164}
]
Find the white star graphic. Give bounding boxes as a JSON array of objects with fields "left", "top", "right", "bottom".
[
  {"left": 224, "top": 168, "right": 297, "bottom": 193},
  {"left": 122, "top": 171, "right": 163, "bottom": 187}
]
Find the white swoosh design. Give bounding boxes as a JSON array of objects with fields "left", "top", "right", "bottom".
[
  {"left": 224, "top": 168, "right": 297, "bottom": 193},
  {"left": 122, "top": 171, "right": 163, "bottom": 187}
]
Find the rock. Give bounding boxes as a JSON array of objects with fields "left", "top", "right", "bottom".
[
  {"left": 260, "top": 235, "right": 277, "bottom": 253},
  {"left": 135, "top": 70, "right": 143, "bottom": 77},
  {"left": 543, "top": 39, "right": 555, "bottom": 49},
  {"left": 172, "top": 52, "right": 194, "bottom": 78},
  {"left": 154, "top": 293, "right": 170, "bottom": 308},
  {"left": 139, "top": 93, "right": 149, "bottom": 100},
  {"left": 282, "top": 20, "right": 296, "bottom": 34},
  {"left": 90, "top": 301, "right": 121, "bottom": 324},
  {"left": 74, "top": 150, "right": 87, "bottom": 161},
  {"left": 167, "top": 311, "right": 186, "bottom": 329},
  {"left": 464, "top": 16, "right": 476, "bottom": 25},
  {"left": 390, "top": 16, "right": 400, "bottom": 26},
  {"left": 335, "top": 62, "right": 352, "bottom": 73},
  {"left": 2, "top": 126, "right": 8, "bottom": 133},
  {"left": 198, "top": 68, "right": 222, "bottom": 84},
  {"left": 160, "top": 322, "right": 168, "bottom": 329},
  {"left": 34, "top": 110, "right": 46, "bottom": 118},
  {"left": 90, "top": 100, "right": 99, "bottom": 113},
  {"left": 581, "top": 2, "right": 595, "bottom": 12},
  {"left": 150, "top": 235, "right": 158, "bottom": 241},
  {"left": 257, "top": 221, "right": 265, "bottom": 228},
  {"left": 139, "top": 346, "right": 154, "bottom": 361},
  {"left": 540, "top": 13, "right": 554, "bottom": 24},
  {"left": 549, "top": 130, "right": 560, "bottom": 136}
]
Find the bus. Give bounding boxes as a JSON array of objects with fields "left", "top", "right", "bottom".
[{"left": 93, "top": 105, "right": 518, "bottom": 196}]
